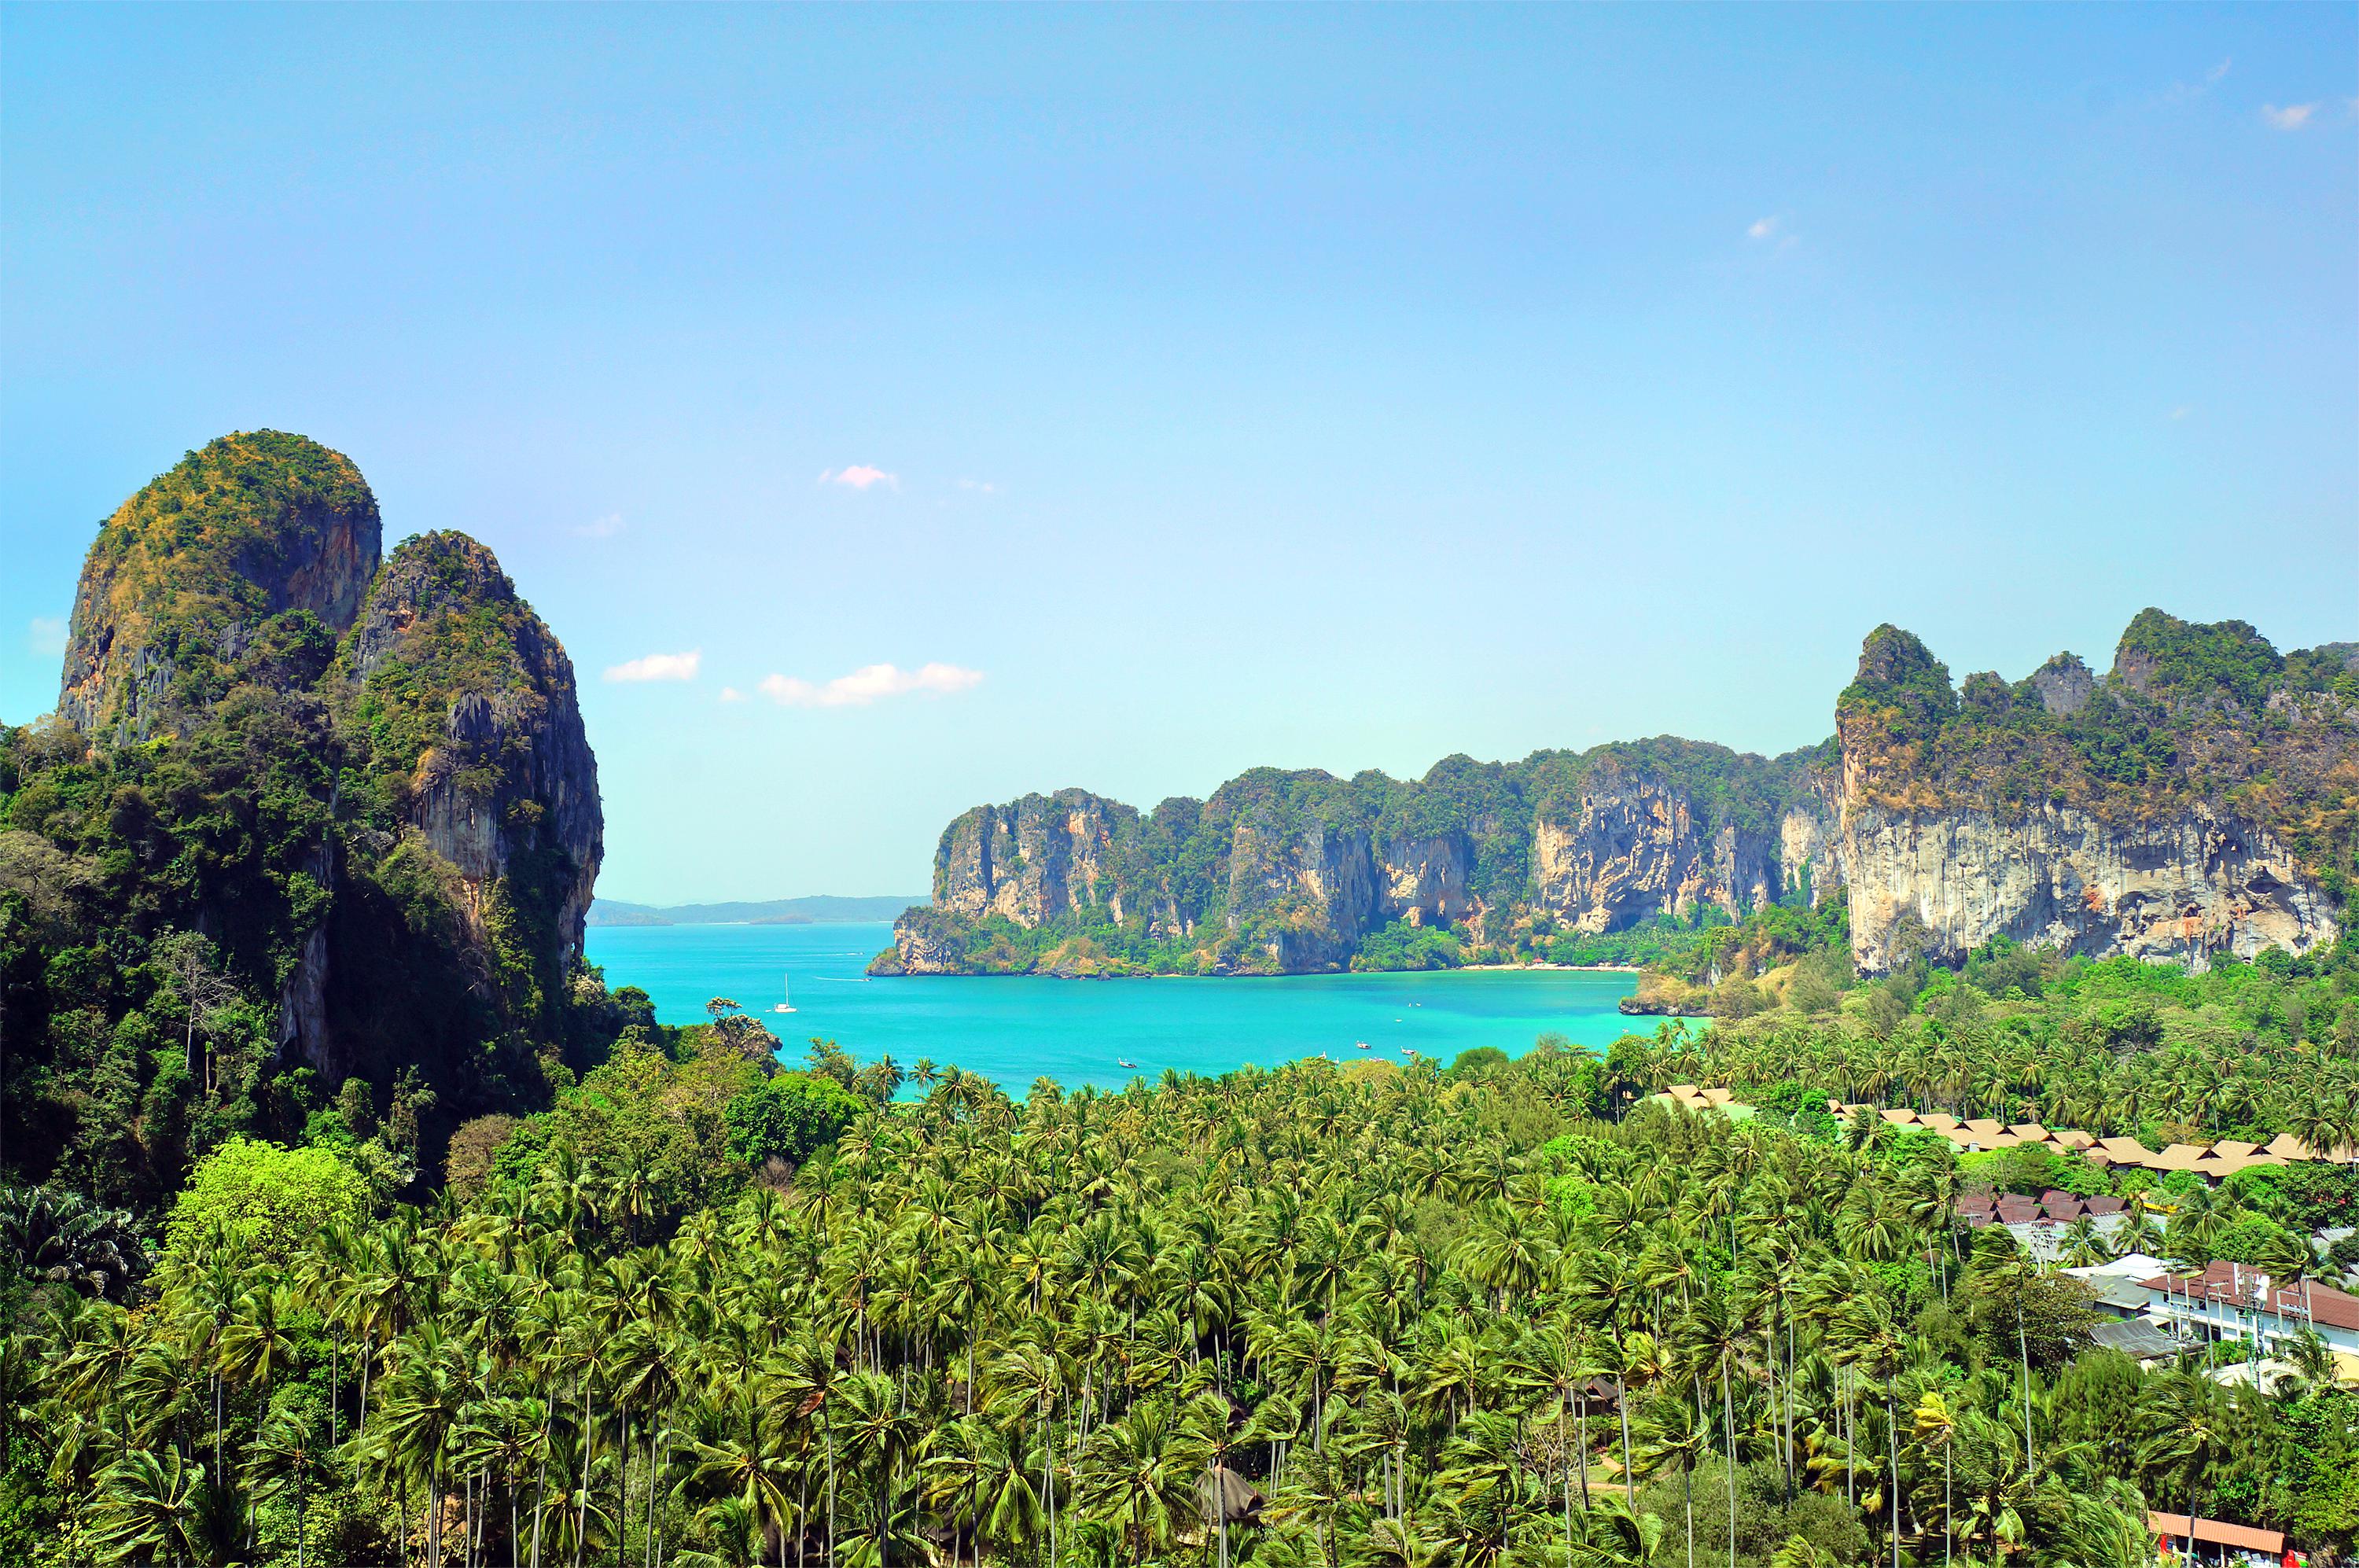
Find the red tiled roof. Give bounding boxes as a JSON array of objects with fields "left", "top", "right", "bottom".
[{"left": 2147, "top": 1513, "right": 2284, "bottom": 1555}]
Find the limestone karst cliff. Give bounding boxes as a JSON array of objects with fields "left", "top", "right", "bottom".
[
  {"left": 878, "top": 745, "right": 1838, "bottom": 975},
  {"left": 57, "top": 432, "right": 383, "bottom": 743},
  {"left": 33, "top": 432, "right": 603, "bottom": 1119},
  {"left": 884, "top": 613, "right": 2353, "bottom": 977},
  {"left": 1834, "top": 615, "right": 2352, "bottom": 970},
  {"left": 344, "top": 532, "right": 604, "bottom": 968}
]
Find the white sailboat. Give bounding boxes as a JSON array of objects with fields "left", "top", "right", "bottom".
[{"left": 771, "top": 974, "right": 797, "bottom": 1014}]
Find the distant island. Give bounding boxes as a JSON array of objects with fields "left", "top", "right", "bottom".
[{"left": 589, "top": 894, "right": 922, "bottom": 927}]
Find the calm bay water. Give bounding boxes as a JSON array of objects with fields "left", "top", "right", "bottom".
[{"left": 585, "top": 922, "right": 1640, "bottom": 1092}]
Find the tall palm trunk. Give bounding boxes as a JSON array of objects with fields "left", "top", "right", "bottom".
[
  {"left": 1577, "top": 1403, "right": 1591, "bottom": 1509},
  {"left": 1722, "top": 1356, "right": 1736, "bottom": 1568},
  {"left": 1886, "top": 1393, "right": 1900, "bottom": 1568},
  {"left": 1618, "top": 1397, "right": 1635, "bottom": 1507},
  {"left": 574, "top": 1379, "right": 593, "bottom": 1568},
  {"left": 531, "top": 1397, "right": 553, "bottom": 1568},
  {"left": 645, "top": 1397, "right": 661, "bottom": 1568},
  {"left": 1683, "top": 1461, "right": 1695, "bottom": 1568}
]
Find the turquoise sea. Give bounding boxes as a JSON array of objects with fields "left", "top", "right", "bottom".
[{"left": 585, "top": 922, "right": 1640, "bottom": 1092}]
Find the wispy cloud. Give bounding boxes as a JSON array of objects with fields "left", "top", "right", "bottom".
[
  {"left": 28, "top": 617, "right": 66, "bottom": 656},
  {"left": 2165, "top": 58, "right": 2232, "bottom": 103},
  {"left": 576, "top": 512, "right": 626, "bottom": 539},
  {"left": 604, "top": 650, "right": 702, "bottom": 683},
  {"left": 2261, "top": 102, "right": 2317, "bottom": 131},
  {"left": 759, "top": 661, "right": 984, "bottom": 709},
  {"left": 1746, "top": 215, "right": 1779, "bottom": 241},
  {"left": 2169, "top": 405, "right": 2192, "bottom": 421},
  {"left": 958, "top": 477, "right": 998, "bottom": 495},
  {"left": 718, "top": 686, "right": 745, "bottom": 704},
  {"left": 819, "top": 466, "right": 898, "bottom": 491}
]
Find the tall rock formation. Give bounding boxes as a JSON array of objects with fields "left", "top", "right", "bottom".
[
  {"left": 344, "top": 532, "right": 604, "bottom": 967},
  {"left": 1834, "top": 615, "right": 2350, "bottom": 970},
  {"left": 41, "top": 433, "right": 602, "bottom": 1094},
  {"left": 881, "top": 745, "right": 1842, "bottom": 975},
  {"left": 57, "top": 432, "right": 381, "bottom": 743}
]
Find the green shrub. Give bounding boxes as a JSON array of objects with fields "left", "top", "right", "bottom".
[
  {"left": 162, "top": 1137, "right": 370, "bottom": 1267},
  {"left": 723, "top": 1072, "right": 867, "bottom": 1169}
]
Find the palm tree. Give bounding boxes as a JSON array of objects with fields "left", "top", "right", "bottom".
[
  {"left": 685, "top": 1381, "right": 801, "bottom": 1568},
  {"left": 1827, "top": 1292, "right": 1905, "bottom": 1568},
  {"left": 988, "top": 1344, "right": 1065, "bottom": 1568},
  {"left": 1631, "top": 1389, "right": 1710, "bottom": 1568},
  {"left": 247, "top": 1399, "right": 333, "bottom": 1568},
  {"left": 367, "top": 1325, "right": 474, "bottom": 1568},
  {"left": 2139, "top": 1374, "right": 2227, "bottom": 1568},
  {"left": 93, "top": 1447, "right": 220, "bottom": 1567},
  {"left": 1078, "top": 1397, "right": 1210, "bottom": 1566}
]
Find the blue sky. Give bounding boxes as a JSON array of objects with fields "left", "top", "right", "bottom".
[{"left": 3, "top": 6, "right": 2352, "bottom": 904}]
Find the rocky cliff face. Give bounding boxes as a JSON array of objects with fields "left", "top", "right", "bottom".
[
  {"left": 1842, "top": 800, "right": 2335, "bottom": 971},
  {"left": 904, "top": 786, "right": 1485, "bottom": 972},
  {"left": 886, "top": 744, "right": 1836, "bottom": 974},
  {"left": 934, "top": 791, "right": 1136, "bottom": 926},
  {"left": 890, "top": 612, "right": 2351, "bottom": 977},
  {"left": 1531, "top": 761, "right": 1838, "bottom": 933},
  {"left": 344, "top": 532, "right": 605, "bottom": 973},
  {"left": 46, "top": 436, "right": 602, "bottom": 1087},
  {"left": 58, "top": 432, "right": 381, "bottom": 743},
  {"left": 1832, "top": 614, "right": 2352, "bottom": 970}
]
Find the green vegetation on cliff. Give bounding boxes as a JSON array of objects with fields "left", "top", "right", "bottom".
[
  {"left": 60, "top": 432, "right": 381, "bottom": 738},
  {"left": 1840, "top": 611, "right": 2359, "bottom": 898},
  {"left": 1, "top": 436, "right": 608, "bottom": 1212}
]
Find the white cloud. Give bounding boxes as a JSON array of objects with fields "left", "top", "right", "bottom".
[
  {"left": 759, "top": 661, "right": 984, "bottom": 709},
  {"left": 819, "top": 465, "right": 898, "bottom": 491},
  {"left": 604, "top": 650, "right": 702, "bottom": 683},
  {"left": 718, "top": 686, "right": 745, "bottom": 703},
  {"left": 576, "top": 512, "right": 626, "bottom": 539},
  {"left": 1746, "top": 215, "right": 1779, "bottom": 240},
  {"left": 2166, "top": 58, "right": 2232, "bottom": 102},
  {"left": 28, "top": 616, "right": 66, "bottom": 656},
  {"left": 2261, "top": 102, "right": 2317, "bottom": 131},
  {"left": 958, "top": 477, "right": 998, "bottom": 495}
]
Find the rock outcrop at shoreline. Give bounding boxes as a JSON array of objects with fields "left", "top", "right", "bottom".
[{"left": 885, "top": 612, "right": 2355, "bottom": 977}]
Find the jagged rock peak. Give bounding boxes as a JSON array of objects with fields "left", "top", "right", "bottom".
[
  {"left": 346, "top": 530, "right": 604, "bottom": 968},
  {"left": 2110, "top": 608, "right": 2284, "bottom": 709},
  {"left": 58, "top": 431, "right": 381, "bottom": 741},
  {"left": 348, "top": 531, "right": 524, "bottom": 679},
  {"left": 1851, "top": 624, "right": 1946, "bottom": 688},
  {"left": 2028, "top": 653, "right": 2094, "bottom": 717}
]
